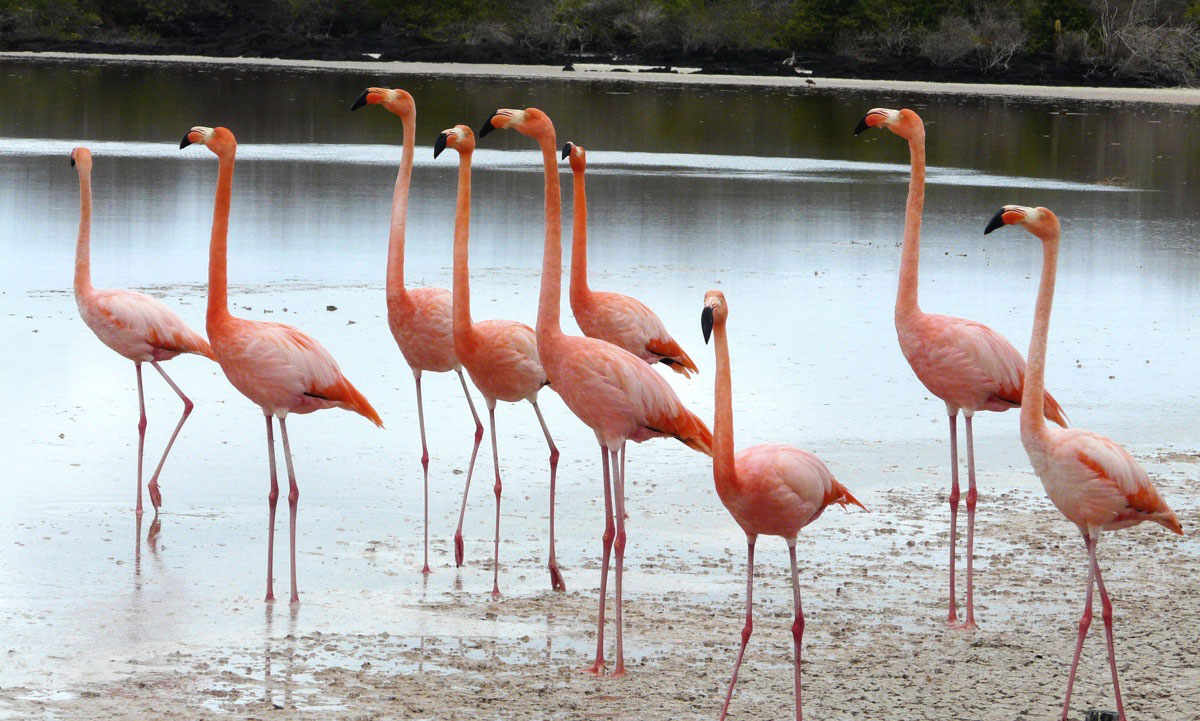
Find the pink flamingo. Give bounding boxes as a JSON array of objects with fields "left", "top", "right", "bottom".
[
  {"left": 985, "top": 204, "right": 1182, "bottom": 721},
  {"left": 71, "top": 146, "right": 213, "bottom": 516},
  {"left": 561, "top": 141, "right": 698, "bottom": 377},
  {"left": 479, "top": 107, "right": 712, "bottom": 676},
  {"left": 434, "top": 124, "right": 563, "bottom": 595},
  {"left": 180, "top": 126, "right": 382, "bottom": 604},
  {"left": 702, "top": 289, "right": 865, "bottom": 721},
  {"left": 856, "top": 107, "right": 1068, "bottom": 628},
  {"left": 352, "top": 87, "right": 483, "bottom": 574}
]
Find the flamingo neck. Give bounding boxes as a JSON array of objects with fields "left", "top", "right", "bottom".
[
  {"left": 1022, "top": 232, "right": 1059, "bottom": 438},
  {"left": 535, "top": 129, "right": 564, "bottom": 346},
  {"left": 568, "top": 165, "right": 590, "bottom": 308},
  {"left": 386, "top": 109, "right": 415, "bottom": 303},
  {"left": 74, "top": 168, "right": 93, "bottom": 295},
  {"left": 895, "top": 131, "right": 926, "bottom": 320},
  {"left": 451, "top": 150, "right": 474, "bottom": 350},
  {"left": 711, "top": 318, "right": 738, "bottom": 489},
  {"left": 207, "top": 148, "right": 235, "bottom": 322}
]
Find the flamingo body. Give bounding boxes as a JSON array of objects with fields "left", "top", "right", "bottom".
[
  {"left": 721, "top": 444, "right": 859, "bottom": 539},
  {"left": 389, "top": 287, "right": 458, "bottom": 373},
  {"left": 459, "top": 319, "right": 545, "bottom": 403},
  {"left": 78, "top": 288, "right": 211, "bottom": 363}
]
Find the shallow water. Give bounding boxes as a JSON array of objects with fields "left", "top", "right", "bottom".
[{"left": 1, "top": 57, "right": 1198, "bottom": 706}]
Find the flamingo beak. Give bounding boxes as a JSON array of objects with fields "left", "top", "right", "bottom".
[
  {"left": 853, "top": 116, "right": 872, "bottom": 136},
  {"left": 350, "top": 89, "right": 370, "bottom": 111},
  {"left": 561, "top": 142, "right": 574, "bottom": 160},
  {"left": 478, "top": 112, "right": 500, "bottom": 138},
  {"left": 179, "top": 132, "right": 193, "bottom": 149},
  {"left": 69, "top": 155, "right": 75, "bottom": 168},
  {"left": 434, "top": 132, "right": 449, "bottom": 159},
  {"left": 701, "top": 306, "right": 714, "bottom": 344},
  {"left": 983, "top": 208, "right": 1008, "bottom": 235}
]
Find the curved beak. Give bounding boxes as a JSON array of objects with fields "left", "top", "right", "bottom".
[
  {"left": 69, "top": 156, "right": 75, "bottom": 168},
  {"left": 478, "top": 112, "right": 500, "bottom": 138},
  {"left": 701, "top": 306, "right": 714, "bottom": 344},
  {"left": 179, "top": 132, "right": 193, "bottom": 149},
  {"left": 853, "top": 114, "right": 874, "bottom": 136},
  {"left": 350, "top": 89, "right": 370, "bottom": 112},
  {"left": 561, "top": 142, "right": 574, "bottom": 160},
  {"left": 983, "top": 208, "right": 1008, "bottom": 235},
  {"left": 433, "top": 132, "right": 448, "bottom": 159}
]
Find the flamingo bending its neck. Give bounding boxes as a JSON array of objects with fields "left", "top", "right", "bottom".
[
  {"left": 561, "top": 141, "right": 698, "bottom": 377},
  {"left": 71, "top": 147, "right": 213, "bottom": 517},
  {"left": 479, "top": 107, "right": 712, "bottom": 676},
  {"left": 352, "top": 87, "right": 483, "bottom": 574},
  {"left": 856, "top": 107, "right": 1068, "bottom": 628},
  {"left": 181, "top": 126, "right": 382, "bottom": 604},
  {"left": 985, "top": 204, "right": 1181, "bottom": 721},
  {"left": 434, "top": 124, "right": 563, "bottom": 595}
]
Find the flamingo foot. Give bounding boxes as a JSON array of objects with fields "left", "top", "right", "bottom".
[
  {"left": 610, "top": 662, "right": 627, "bottom": 678},
  {"left": 421, "top": 563, "right": 432, "bottom": 575},
  {"left": 454, "top": 534, "right": 465, "bottom": 567},
  {"left": 491, "top": 586, "right": 502, "bottom": 600},
  {"left": 148, "top": 482, "right": 162, "bottom": 511},
  {"left": 549, "top": 564, "right": 566, "bottom": 592},
  {"left": 950, "top": 620, "right": 978, "bottom": 631},
  {"left": 265, "top": 591, "right": 276, "bottom": 603},
  {"left": 290, "top": 594, "right": 299, "bottom": 605},
  {"left": 580, "top": 659, "right": 606, "bottom": 676}
]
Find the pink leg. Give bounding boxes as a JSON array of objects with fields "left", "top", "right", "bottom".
[
  {"left": 718, "top": 535, "right": 756, "bottom": 721},
  {"left": 955, "top": 413, "right": 979, "bottom": 629},
  {"left": 264, "top": 414, "right": 279, "bottom": 602},
  {"left": 486, "top": 401, "right": 503, "bottom": 599},
  {"left": 453, "top": 369, "right": 485, "bottom": 568},
  {"left": 134, "top": 362, "right": 147, "bottom": 516},
  {"left": 531, "top": 399, "right": 564, "bottom": 591},
  {"left": 946, "top": 411, "right": 961, "bottom": 625},
  {"left": 279, "top": 417, "right": 300, "bottom": 605},
  {"left": 146, "top": 360, "right": 195, "bottom": 513},
  {"left": 582, "top": 445, "right": 614, "bottom": 675},
  {"left": 1089, "top": 535, "right": 1126, "bottom": 721},
  {"left": 788, "top": 539, "right": 804, "bottom": 721},
  {"left": 1061, "top": 533, "right": 1097, "bottom": 721},
  {"left": 414, "top": 370, "right": 432, "bottom": 575},
  {"left": 611, "top": 444, "right": 628, "bottom": 677}
]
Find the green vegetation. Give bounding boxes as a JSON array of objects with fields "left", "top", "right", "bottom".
[{"left": 2, "top": 0, "right": 1199, "bottom": 84}]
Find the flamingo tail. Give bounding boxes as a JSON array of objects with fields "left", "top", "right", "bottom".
[
  {"left": 826, "top": 478, "right": 867, "bottom": 511},
  {"left": 1043, "top": 389, "right": 1068, "bottom": 428},
  {"left": 317, "top": 377, "right": 384, "bottom": 427}
]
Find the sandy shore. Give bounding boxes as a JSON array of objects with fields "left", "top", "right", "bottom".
[{"left": 5, "top": 51, "right": 1200, "bottom": 106}]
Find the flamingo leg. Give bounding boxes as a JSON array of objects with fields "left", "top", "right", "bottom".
[
  {"left": 486, "top": 400, "right": 503, "bottom": 599},
  {"left": 413, "top": 369, "right": 432, "bottom": 575},
  {"left": 145, "top": 360, "right": 195, "bottom": 513},
  {"left": 279, "top": 416, "right": 300, "bottom": 604},
  {"left": 788, "top": 538, "right": 805, "bottom": 721},
  {"left": 957, "top": 413, "right": 979, "bottom": 629},
  {"left": 264, "top": 414, "right": 279, "bottom": 602},
  {"left": 946, "top": 411, "right": 961, "bottom": 625},
  {"left": 611, "top": 445, "right": 628, "bottom": 677},
  {"left": 1089, "top": 535, "right": 1126, "bottom": 721},
  {"left": 582, "top": 445, "right": 614, "bottom": 675},
  {"left": 134, "top": 361, "right": 147, "bottom": 516},
  {"left": 1061, "top": 533, "right": 1097, "bottom": 721},
  {"left": 453, "top": 369, "right": 485, "bottom": 569},
  {"left": 531, "top": 398, "right": 564, "bottom": 591},
  {"left": 718, "top": 535, "right": 756, "bottom": 721}
]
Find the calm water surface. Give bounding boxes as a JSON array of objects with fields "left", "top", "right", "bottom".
[{"left": 1, "top": 58, "right": 1197, "bottom": 700}]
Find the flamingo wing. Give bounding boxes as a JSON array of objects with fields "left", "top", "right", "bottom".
[
  {"left": 88, "top": 289, "right": 212, "bottom": 358},
  {"left": 1059, "top": 430, "right": 1180, "bottom": 533},
  {"left": 579, "top": 291, "right": 698, "bottom": 376}
]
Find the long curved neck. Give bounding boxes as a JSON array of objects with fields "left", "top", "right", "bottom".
[
  {"left": 569, "top": 164, "right": 589, "bottom": 306},
  {"left": 1022, "top": 233, "right": 1060, "bottom": 437},
  {"left": 386, "top": 109, "right": 415, "bottom": 300},
  {"left": 535, "top": 130, "right": 564, "bottom": 344},
  {"left": 896, "top": 131, "right": 926, "bottom": 319},
  {"left": 711, "top": 318, "right": 737, "bottom": 487},
  {"left": 207, "top": 149, "right": 235, "bottom": 321},
  {"left": 451, "top": 150, "right": 474, "bottom": 346},
  {"left": 74, "top": 167, "right": 93, "bottom": 295}
]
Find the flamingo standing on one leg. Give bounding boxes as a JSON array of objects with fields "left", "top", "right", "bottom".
[
  {"left": 71, "top": 147, "right": 213, "bottom": 516},
  {"left": 701, "top": 289, "right": 865, "bottom": 721},
  {"left": 561, "top": 141, "right": 698, "bottom": 377},
  {"left": 434, "top": 124, "right": 564, "bottom": 595},
  {"left": 180, "top": 126, "right": 382, "bottom": 603},
  {"left": 479, "top": 107, "right": 712, "bottom": 676},
  {"left": 856, "top": 108, "right": 1068, "bottom": 628},
  {"left": 984, "top": 204, "right": 1182, "bottom": 721},
  {"left": 351, "top": 87, "right": 482, "bottom": 574}
]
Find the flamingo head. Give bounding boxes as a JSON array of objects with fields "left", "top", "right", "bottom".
[
  {"left": 479, "top": 107, "right": 552, "bottom": 140},
  {"left": 854, "top": 108, "right": 923, "bottom": 139},
  {"left": 984, "top": 204, "right": 1060, "bottom": 239},
  {"left": 701, "top": 290, "right": 728, "bottom": 344},
  {"left": 434, "top": 125, "right": 474, "bottom": 158},
  {"left": 350, "top": 87, "right": 414, "bottom": 118},
  {"left": 69, "top": 146, "right": 92, "bottom": 171},
  {"left": 179, "top": 126, "right": 234, "bottom": 156},
  {"left": 562, "top": 141, "right": 586, "bottom": 171}
]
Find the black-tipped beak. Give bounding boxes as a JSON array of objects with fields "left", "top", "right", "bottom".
[
  {"left": 853, "top": 116, "right": 872, "bottom": 136},
  {"left": 69, "top": 156, "right": 75, "bottom": 168},
  {"left": 478, "top": 112, "right": 499, "bottom": 138},
  {"left": 983, "top": 208, "right": 1008, "bottom": 235},
  {"left": 701, "top": 306, "right": 714, "bottom": 344},
  {"left": 433, "top": 132, "right": 448, "bottom": 159},
  {"left": 561, "top": 142, "right": 573, "bottom": 160},
  {"left": 350, "top": 89, "right": 370, "bottom": 112},
  {"left": 179, "top": 133, "right": 193, "bottom": 149}
]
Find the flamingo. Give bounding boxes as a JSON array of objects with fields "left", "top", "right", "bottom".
[
  {"left": 561, "top": 141, "right": 698, "bottom": 377},
  {"left": 71, "top": 146, "right": 213, "bottom": 516},
  {"left": 351, "top": 87, "right": 483, "bottom": 574},
  {"left": 856, "top": 107, "right": 1068, "bottom": 628},
  {"left": 433, "top": 124, "right": 563, "bottom": 596},
  {"left": 701, "top": 289, "right": 864, "bottom": 721},
  {"left": 479, "top": 107, "right": 712, "bottom": 676},
  {"left": 984, "top": 204, "right": 1182, "bottom": 721},
  {"left": 180, "top": 126, "right": 382, "bottom": 604}
]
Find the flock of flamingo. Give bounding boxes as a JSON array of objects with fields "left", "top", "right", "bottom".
[{"left": 68, "top": 89, "right": 1183, "bottom": 720}]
